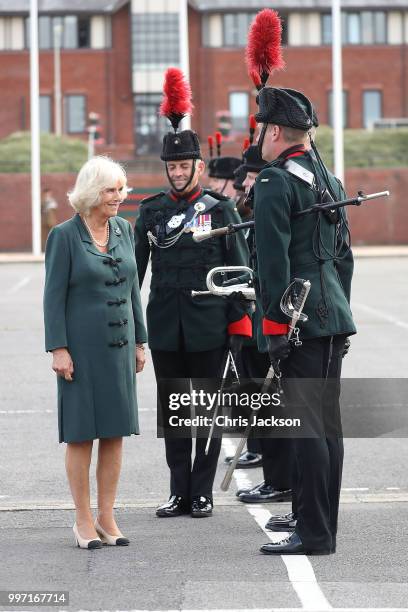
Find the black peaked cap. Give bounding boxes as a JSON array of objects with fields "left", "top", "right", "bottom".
[
  {"left": 233, "top": 165, "right": 247, "bottom": 191},
  {"left": 207, "top": 158, "right": 218, "bottom": 178},
  {"left": 255, "top": 87, "right": 314, "bottom": 131},
  {"left": 210, "top": 156, "right": 242, "bottom": 180},
  {"left": 161, "top": 130, "right": 202, "bottom": 161}
]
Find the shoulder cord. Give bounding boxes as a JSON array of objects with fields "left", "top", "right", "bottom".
[{"left": 305, "top": 145, "right": 351, "bottom": 263}]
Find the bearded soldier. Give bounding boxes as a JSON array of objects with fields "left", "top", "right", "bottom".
[{"left": 134, "top": 69, "right": 251, "bottom": 519}]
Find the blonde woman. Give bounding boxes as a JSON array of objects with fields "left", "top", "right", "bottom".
[{"left": 44, "top": 156, "right": 147, "bottom": 549}]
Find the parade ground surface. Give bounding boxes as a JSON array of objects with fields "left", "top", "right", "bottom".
[{"left": 0, "top": 256, "right": 408, "bottom": 612}]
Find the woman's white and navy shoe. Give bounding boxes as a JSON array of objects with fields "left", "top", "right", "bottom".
[
  {"left": 73, "top": 523, "right": 102, "bottom": 549},
  {"left": 94, "top": 519, "right": 129, "bottom": 546}
]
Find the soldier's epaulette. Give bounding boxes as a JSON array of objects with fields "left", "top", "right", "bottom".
[
  {"left": 203, "top": 189, "right": 230, "bottom": 201},
  {"left": 140, "top": 191, "right": 166, "bottom": 205}
]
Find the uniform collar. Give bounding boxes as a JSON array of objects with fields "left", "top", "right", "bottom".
[
  {"left": 74, "top": 213, "right": 122, "bottom": 257},
  {"left": 168, "top": 185, "right": 202, "bottom": 203},
  {"left": 277, "top": 144, "right": 307, "bottom": 161}
]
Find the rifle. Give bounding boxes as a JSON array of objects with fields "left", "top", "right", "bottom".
[{"left": 192, "top": 191, "right": 390, "bottom": 242}]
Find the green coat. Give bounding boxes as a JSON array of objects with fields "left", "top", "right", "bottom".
[
  {"left": 254, "top": 152, "right": 356, "bottom": 343},
  {"left": 134, "top": 188, "right": 250, "bottom": 352},
  {"left": 43, "top": 214, "right": 147, "bottom": 443}
]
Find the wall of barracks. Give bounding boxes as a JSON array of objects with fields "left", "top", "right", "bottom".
[{"left": 0, "top": 168, "right": 406, "bottom": 252}]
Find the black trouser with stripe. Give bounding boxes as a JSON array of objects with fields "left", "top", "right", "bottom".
[
  {"left": 281, "top": 335, "right": 347, "bottom": 552},
  {"left": 240, "top": 346, "right": 293, "bottom": 490},
  {"left": 151, "top": 346, "right": 225, "bottom": 501}
]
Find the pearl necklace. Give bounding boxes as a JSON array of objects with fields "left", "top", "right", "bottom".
[{"left": 82, "top": 216, "right": 110, "bottom": 247}]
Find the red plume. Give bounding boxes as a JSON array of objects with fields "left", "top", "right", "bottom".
[
  {"left": 249, "top": 114, "right": 257, "bottom": 144},
  {"left": 207, "top": 135, "right": 214, "bottom": 157},
  {"left": 159, "top": 67, "right": 193, "bottom": 131},
  {"left": 243, "top": 138, "right": 250, "bottom": 152},
  {"left": 249, "top": 69, "right": 262, "bottom": 89},
  {"left": 215, "top": 131, "right": 222, "bottom": 156},
  {"left": 246, "top": 9, "right": 285, "bottom": 89}
]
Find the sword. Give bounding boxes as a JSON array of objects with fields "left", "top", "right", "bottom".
[
  {"left": 204, "top": 347, "right": 240, "bottom": 455},
  {"left": 220, "top": 279, "right": 311, "bottom": 492}
]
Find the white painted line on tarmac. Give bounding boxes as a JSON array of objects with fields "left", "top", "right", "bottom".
[
  {"left": 248, "top": 505, "right": 332, "bottom": 611},
  {"left": 353, "top": 302, "right": 408, "bottom": 331},
  {"left": 0, "top": 409, "right": 53, "bottom": 415},
  {"left": 386, "top": 487, "right": 401, "bottom": 490},
  {"left": 7, "top": 276, "right": 31, "bottom": 294},
  {"left": 221, "top": 438, "right": 253, "bottom": 491},
  {"left": 343, "top": 487, "right": 369, "bottom": 491},
  {"left": 222, "top": 440, "right": 332, "bottom": 611}
]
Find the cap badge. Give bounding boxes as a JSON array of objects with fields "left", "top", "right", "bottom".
[{"left": 194, "top": 202, "right": 206, "bottom": 213}]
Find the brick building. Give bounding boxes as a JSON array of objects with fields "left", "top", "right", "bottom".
[{"left": 1, "top": 0, "right": 408, "bottom": 156}]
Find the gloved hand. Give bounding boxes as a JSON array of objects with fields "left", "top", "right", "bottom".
[
  {"left": 265, "top": 335, "right": 291, "bottom": 365},
  {"left": 229, "top": 333, "right": 243, "bottom": 354},
  {"left": 226, "top": 291, "right": 251, "bottom": 323},
  {"left": 342, "top": 337, "right": 351, "bottom": 358}
]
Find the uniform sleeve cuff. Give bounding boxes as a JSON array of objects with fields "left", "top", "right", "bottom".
[
  {"left": 228, "top": 314, "right": 252, "bottom": 337},
  {"left": 262, "top": 319, "right": 289, "bottom": 335}
]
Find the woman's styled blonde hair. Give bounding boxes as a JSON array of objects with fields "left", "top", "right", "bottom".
[{"left": 68, "top": 156, "right": 128, "bottom": 215}]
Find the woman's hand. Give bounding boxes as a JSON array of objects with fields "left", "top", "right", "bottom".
[
  {"left": 136, "top": 344, "right": 146, "bottom": 373},
  {"left": 52, "top": 348, "right": 74, "bottom": 381}
]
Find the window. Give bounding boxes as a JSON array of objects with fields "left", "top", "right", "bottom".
[
  {"left": 363, "top": 90, "right": 382, "bottom": 129},
  {"left": 132, "top": 13, "right": 179, "bottom": 70},
  {"left": 346, "top": 13, "right": 361, "bottom": 44},
  {"left": 229, "top": 92, "right": 249, "bottom": 132},
  {"left": 361, "top": 11, "right": 386, "bottom": 44},
  {"left": 134, "top": 93, "right": 168, "bottom": 155},
  {"left": 322, "top": 14, "right": 332, "bottom": 45},
  {"left": 328, "top": 91, "right": 348, "bottom": 128},
  {"left": 323, "top": 11, "right": 388, "bottom": 46},
  {"left": 374, "top": 11, "right": 387, "bottom": 43},
  {"left": 78, "top": 17, "right": 91, "bottom": 48},
  {"left": 0, "top": 16, "right": 24, "bottom": 50},
  {"left": 221, "top": 12, "right": 287, "bottom": 47},
  {"left": 39, "top": 16, "right": 52, "bottom": 49},
  {"left": 222, "top": 13, "right": 255, "bottom": 47},
  {"left": 40, "top": 95, "right": 52, "bottom": 132},
  {"left": 25, "top": 15, "right": 91, "bottom": 49},
  {"left": 63, "top": 16, "right": 77, "bottom": 49},
  {"left": 65, "top": 95, "right": 86, "bottom": 133}
]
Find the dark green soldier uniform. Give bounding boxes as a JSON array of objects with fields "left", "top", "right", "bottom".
[
  {"left": 231, "top": 144, "right": 294, "bottom": 501},
  {"left": 135, "top": 186, "right": 250, "bottom": 352},
  {"left": 253, "top": 87, "right": 356, "bottom": 555},
  {"left": 134, "top": 69, "right": 250, "bottom": 518}
]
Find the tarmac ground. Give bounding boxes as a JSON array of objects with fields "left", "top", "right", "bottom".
[{"left": 0, "top": 255, "right": 407, "bottom": 612}]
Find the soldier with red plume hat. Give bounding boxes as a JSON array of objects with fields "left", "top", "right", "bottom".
[
  {"left": 134, "top": 68, "right": 250, "bottom": 519},
  {"left": 245, "top": 9, "right": 356, "bottom": 555},
  {"left": 207, "top": 131, "right": 241, "bottom": 199}
]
